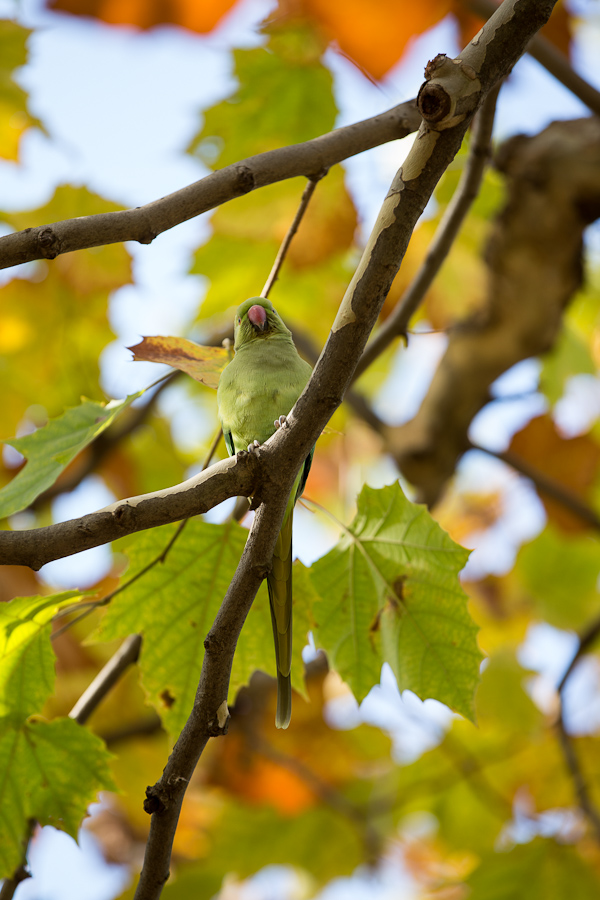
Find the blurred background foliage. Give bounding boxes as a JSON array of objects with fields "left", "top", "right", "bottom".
[{"left": 2, "top": 0, "right": 600, "bottom": 898}]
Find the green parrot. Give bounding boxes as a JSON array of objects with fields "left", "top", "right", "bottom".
[{"left": 217, "top": 297, "right": 314, "bottom": 729}]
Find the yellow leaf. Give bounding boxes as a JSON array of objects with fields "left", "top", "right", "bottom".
[{"left": 129, "top": 336, "right": 230, "bottom": 389}]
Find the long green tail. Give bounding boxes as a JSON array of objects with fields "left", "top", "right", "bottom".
[
  {"left": 266, "top": 451, "right": 313, "bottom": 728},
  {"left": 267, "top": 503, "right": 294, "bottom": 729}
]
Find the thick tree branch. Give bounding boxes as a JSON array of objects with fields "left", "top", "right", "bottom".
[
  {"left": 131, "top": 3, "right": 558, "bottom": 897},
  {"left": 0, "top": 102, "right": 420, "bottom": 271},
  {"left": 465, "top": 0, "right": 600, "bottom": 117},
  {"left": 384, "top": 115, "right": 600, "bottom": 506},
  {"left": 0, "top": 453, "right": 258, "bottom": 569},
  {"left": 355, "top": 80, "right": 500, "bottom": 380}
]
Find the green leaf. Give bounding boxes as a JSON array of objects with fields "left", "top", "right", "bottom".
[
  {"left": 99, "top": 520, "right": 310, "bottom": 741},
  {"left": 187, "top": 26, "right": 335, "bottom": 167},
  {"left": 0, "top": 591, "right": 114, "bottom": 879},
  {"left": 0, "top": 187, "right": 133, "bottom": 437},
  {"left": 0, "top": 592, "right": 87, "bottom": 723},
  {"left": 516, "top": 525, "right": 600, "bottom": 629},
  {"left": 191, "top": 233, "right": 279, "bottom": 323},
  {"left": 475, "top": 650, "right": 542, "bottom": 735},
  {"left": 0, "top": 391, "right": 145, "bottom": 519},
  {"left": 540, "top": 324, "right": 596, "bottom": 405},
  {"left": 0, "top": 717, "right": 115, "bottom": 878},
  {"left": 465, "top": 838, "right": 600, "bottom": 899},
  {"left": 0, "top": 21, "right": 41, "bottom": 161},
  {"left": 310, "top": 483, "right": 481, "bottom": 719}
]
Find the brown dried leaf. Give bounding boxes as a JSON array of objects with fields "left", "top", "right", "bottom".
[
  {"left": 509, "top": 414, "right": 600, "bottom": 533},
  {"left": 128, "top": 336, "right": 229, "bottom": 389}
]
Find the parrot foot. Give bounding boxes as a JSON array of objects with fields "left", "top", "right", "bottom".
[
  {"left": 247, "top": 439, "right": 260, "bottom": 452},
  {"left": 274, "top": 415, "right": 288, "bottom": 430}
]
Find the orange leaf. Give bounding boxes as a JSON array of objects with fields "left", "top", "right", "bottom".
[
  {"left": 202, "top": 662, "right": 392, "bottom": 816},
  {"left": 48, "top": 0, "right": 237, "bottom": 32},
  {"left": 277, "top": 0, "right": 574, "bottom": 80},
  {"left": 539, "top": 1, "right": 572, "bottom": 58},
  {"left": 128, "top": 336, "right": 229, "bottom": 389},
  {"left": 276, "top": 0, "right": 451, "bottom": 80},
  {"left": 452, "top": 0, "right": 572, "bottom": 59},
  {"left": 508, "top": 414, "right": 600, "bottom": 533}
]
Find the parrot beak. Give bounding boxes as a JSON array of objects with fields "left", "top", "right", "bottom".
[{"left": 248, "top": 304, "right": 268, "bottom": 332}]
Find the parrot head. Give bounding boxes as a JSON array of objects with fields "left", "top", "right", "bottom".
[{"left": 233, "top": 297, "right": 291, "bottom": 350}]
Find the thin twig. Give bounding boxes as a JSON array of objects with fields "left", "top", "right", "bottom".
[
  {"left": 69, "top": 633, "right": 143, "bottom": 725},
  {"left": 50, "top": 520, "right": 187, "bottom": 641},
  {"left": 558, "top": 617, "right": 600, "bottom": 695},
  {"left": 555, "top": 719, "right": 600, "bottom": 840},
  {"left": 262, "top": 177, "right": 323, "bottom": 298},
  {"left": 354, "top": 81, "right": 501, "bottom": 380},
  {"left": 292, "top": 330, "right": 387, "bottom": 435},
  {"left": 556, "top": 614, "right": 600, "bottom": 841}
]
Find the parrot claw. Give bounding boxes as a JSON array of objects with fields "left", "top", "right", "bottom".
[
  {"left": 274, "top": 415, "right": 288, "bottom": 430},
  {"left": 247, "top": 439, "right": 260, "bottom": 452}
]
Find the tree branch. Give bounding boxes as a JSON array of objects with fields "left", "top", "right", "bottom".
[
  {"left": 0, "top": 102, "right": 420, "bottom": 271},
  {"left": 383, "top": 115, "right": 600, "bottom": 506},
  {"left": 464, "top": 0, "right": 600, "bottom": 117},
  {"left": 556, "top": 615, "right": 600, "bottom": 841},
  {"left": 0, "top": 452, "right": 259, "bottom": 569},
  {"left": 130, "top": 3, "right": 558, "bottom": 896},
  {"left": 354, "top": 80, "right": 500, "bottom": 379},
  {"left": 68, "top": 634, "right": 143, "bottom": 725},
  {"left": 261, "top": 176, "right": 323, "bottom": 298}
]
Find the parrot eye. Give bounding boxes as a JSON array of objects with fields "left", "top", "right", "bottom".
[{"left": 237, "top": 316, "right": 241, "bottom": 324}]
